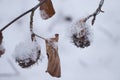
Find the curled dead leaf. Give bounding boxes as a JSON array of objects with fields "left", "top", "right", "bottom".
[
  {"left": 39, "top": 0, "right": 55, "bottom": 20},
  {"left": 0, "top": 31, "right": 3, "bottom": 45},
  {"left": 0, "top": 45, "right": 5, "bottom": 57},
  {"left": 45, "top": 34, "right": 61, "bottom": 77},
  {"left": 0, "top": 31, "right": 5, "bottom": 57}
]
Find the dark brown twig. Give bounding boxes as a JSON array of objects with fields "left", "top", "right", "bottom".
[
  {"left": 83, "top": 0, "right": 104, "bottom": 25},
  {"left": 0, "top": 0, "right": 47, "bottom": 32},
  {"left": 30, "top": 10, "right": 35, "bottom": 33},
  {"left": 29, "top": 9, "right": 46, "bottom": 41},
  {"left": 30, "top": 10, "right": 36, "bottom": 41}
]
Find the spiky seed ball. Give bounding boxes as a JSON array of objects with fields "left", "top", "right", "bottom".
[
  {"left": 72, "top": 32, "right": 90, "bottom": 48},
  {"left": 13, "top": 40, "right": 41, "bottom": 68},
  {"left": 70, "top": 19, "right": 92, "bottom": 48}
]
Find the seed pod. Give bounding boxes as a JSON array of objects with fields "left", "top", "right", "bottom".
[
  {"left": 38, "top": 0, "right": 55, "bottom": 20},
  {"left": 71, "top": 32, "right": 90, "bottom": 48},
  {"left": 70, "top": 19, "right": 92, "bottom": 48},
  {"left": 14, "top": 40, "right": 41, "bottom": 68}
]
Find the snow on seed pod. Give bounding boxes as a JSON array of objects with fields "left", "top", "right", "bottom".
[
  {"left": 70, "top": 19, "right": 92, "bottom": 48},
  {"left": 13, "top": 40, "right": 41, "bottom": 68}
]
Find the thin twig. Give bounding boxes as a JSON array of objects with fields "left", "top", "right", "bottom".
[
  {"left": 30, "top": 10, "right": 35, "bottom": 41},
  {"left": 0, "top": 0, "right": 47, "bottom": 32},
  {"left": 34, "top": 33, "right": 47, "bottom": 40},
  {"left": 84, "top": 0, "right": 104, "bottom": 25},
  {"left": 30, "top": 10, "right": 35, "bottom": 33}
]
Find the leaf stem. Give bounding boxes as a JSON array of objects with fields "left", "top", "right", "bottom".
[
  {"left": 34, "top": 33, "right": 47, "bottom": 41},
  {"left": 30, "top": 10, "right": 35, "bottom": 33}
]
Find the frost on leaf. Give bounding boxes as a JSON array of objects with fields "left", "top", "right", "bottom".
[
  {"left": 70, "top": 19, "right": 92, "bottom": 48},
  {"left": 0, "top": 31, "right": 5, "bottom": 57},
  {"left": 39, "top": 0, "right": 55, "bottom": 20},
  {"left": 13, "top": 40, "right": 41, "bottom": 68},
  {"left": 45, "top": 34, "right": 61, "bottom": 78}
]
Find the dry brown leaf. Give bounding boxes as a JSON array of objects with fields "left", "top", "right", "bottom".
[
  {"left": 0, "top": 31, "right": 3, "bottom": 45},
  {"left": 45, "top": 34, "right": 61, "bottom": 77},
  {"left": 0, "top": 46, "right": 5, "bottom": 57},
  {"left": 0, "top": 31, "right": 5, "bottom": 57},
  {"left": 39, "top": 0, "right": 55, "bottom": 20}
]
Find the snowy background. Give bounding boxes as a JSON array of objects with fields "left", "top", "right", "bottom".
[{"left": 0, "top": 0, "right": 120, "bottom": 80}]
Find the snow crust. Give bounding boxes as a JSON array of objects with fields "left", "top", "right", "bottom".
[
  {"left": 13, "top": 40, "right": 40, "bottom": 62},
  {"left": 69, "top": 19, "right": 93, "bottom": 43}
]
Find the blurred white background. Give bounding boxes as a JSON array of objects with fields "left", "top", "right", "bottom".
[{"left": 0, "top": 0, "right": 120, "bottom": 80}]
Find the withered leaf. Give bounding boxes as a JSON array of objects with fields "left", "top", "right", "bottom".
[
  {"left": 45, "top": 34, "right": 61, "bottom": 77},
  {"left": 0, "top": 31, "right": 3, "bottom": 45},
  {"left": 39, "top": 0, "right": 55, "bottom": 20},
  {"left": 0, "top": 31, "right": 5, "bottom": 57},
  {"left": 0, "top": 47, "right": 5, "bottom": 57}
]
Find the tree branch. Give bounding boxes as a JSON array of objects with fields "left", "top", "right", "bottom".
[
  {"left": 30, "top": 10, "right": 35, "bottom": 33},
  {"left": 83, "top": 0, "right": 104, "bottom": 25},
  {"left": 0, "top": 0, "right": 47, "bottom": 32},
  {"left": 30, "top": 10, "right": 36, "bottom": 41},
  {"left": 29, "top": 9, "right": 46, "bottom": 41}
]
